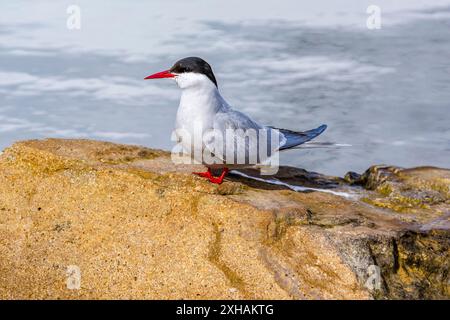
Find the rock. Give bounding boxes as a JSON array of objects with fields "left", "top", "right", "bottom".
[
  {"left": 347, "top": 165, "right": 450, "bottom": 226},
  {"left": 0, "top": 139, "right": 448, "bottom": 299}
]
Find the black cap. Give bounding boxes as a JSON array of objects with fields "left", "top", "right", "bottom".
[{"left": 170, "top": 57, "right": 218, "bottom": 87}]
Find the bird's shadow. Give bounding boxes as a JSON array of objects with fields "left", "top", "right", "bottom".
[{"left": 224, "top": 166, "right": 347, "bottom": 192}]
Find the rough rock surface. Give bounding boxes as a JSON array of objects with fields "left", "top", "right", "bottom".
[{"left": 0, "top": 139, "right": 448, "bottom": 299}]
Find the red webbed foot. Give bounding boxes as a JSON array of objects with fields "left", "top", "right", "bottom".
[
  {"left": 192, "top": 167, "right": 229, "bottom": 184},
  {"left": 192, "top": 168, "right": 212, "bottom": 178}
]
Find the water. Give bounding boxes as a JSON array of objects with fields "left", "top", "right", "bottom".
[{"left": 1, "top": 0, "right": 449, "bottom": 176}]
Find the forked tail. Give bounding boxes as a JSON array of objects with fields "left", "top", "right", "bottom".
[{"left": 275, "top": 124, "right": 328, "bottom": 151}]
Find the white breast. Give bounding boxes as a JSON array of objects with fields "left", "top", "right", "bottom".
[{"left": 173, "top": 73, "right": 227, "bottom": 162}]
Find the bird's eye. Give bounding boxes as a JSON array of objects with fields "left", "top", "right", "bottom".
[{"left": 171, "top": 63, "right": 192, "bottom": 74}]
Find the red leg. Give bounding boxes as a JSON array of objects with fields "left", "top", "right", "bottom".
[
  {"left": 193, "top": 167, "right": 212, "bottom": 178},
  {"left": 208, "top": 168, "right": 229, "bottom": 184},
  {"left": 192, "top": 167, "right": 229, "bottom": 184}
]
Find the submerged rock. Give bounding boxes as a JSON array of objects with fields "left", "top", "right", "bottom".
[{"left": 0, "top": 139, "right": 448, "bottom": 299}]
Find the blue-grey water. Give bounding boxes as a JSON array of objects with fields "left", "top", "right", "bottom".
[{"left": 1, "top": 1, "right": 449, "bottom": 176}]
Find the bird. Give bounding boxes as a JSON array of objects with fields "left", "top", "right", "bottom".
[{"left": 145, "top": 57, "right": 327, "bottom": 184}]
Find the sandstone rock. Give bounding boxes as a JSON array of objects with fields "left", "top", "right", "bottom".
[{"left": 0, "top": 139, "right": 448, "bottom": 299}]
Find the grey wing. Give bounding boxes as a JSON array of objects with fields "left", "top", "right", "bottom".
[
  {"left": 215, "top": 110, "right": 262, "bottom": 132},
  {"left": 205, "top": 110, "right": 285, "bottom": 165}
]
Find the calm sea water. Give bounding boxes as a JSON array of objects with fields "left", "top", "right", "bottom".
[{"left": 1, "top": 0, "right": 449, "bottom": 176}]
